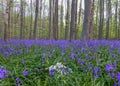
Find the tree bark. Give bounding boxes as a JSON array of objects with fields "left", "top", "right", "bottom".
[
  {"left": 70, "top": 0, "right": 76, "bottom": 41},
  {"left": 53, "top": 0, "right": 58, "bottom": 40},
  {"left": 65, "top": 0, "right": 70, "bottom": 40},
  {"left": 49, "top": 0, "right": 53, "bottom": 40},
  {"left": 98, "top": 0, "right": 104, "bottom": 40},
  {"left": 33, "top": 0, "right": 39, "bottom": 40},
  {"left": 4, "top": 0, "right": 11, "bottom": 42},
  {"left": 81, "top": 0, "right": 92, "bottom": 41}
]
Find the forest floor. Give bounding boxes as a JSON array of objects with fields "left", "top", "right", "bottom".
[{"left": 0, "top": 40, "right": 120, "bottom": 86}]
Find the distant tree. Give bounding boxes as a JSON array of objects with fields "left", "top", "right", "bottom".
[
  {"left": 4, "top": 0, "right": 11, "bottom": 42},
  {"left": 53, "top": 0, "right": 58, "bottom": 40},
  {"left": 118, "top": 1, "right": 120, "bottom": 39},
  {"left": 98, "top": 0, "right": 104, "bottom": 40},
  {"left": 49, "top": 0, "right": 53, "bottom": 40},
  {"left": 89, "top": 0, "right": 95, "bottom": 40},
  {"left": 29, "top": 0, "right": 33, "bottom": 39},
  {"left": 60, "top": 0, "right": 64, "bottom": 39},
  {"left": 114, "top": 0, "right": 118, "bottom": 39},
  {"left": 81, "top": 0, "right": 92, "bottom": 41},
  {"left": 33, "top": 0, "right": 39, "bottom": 40},
  {"left": 65, "top": 0, "right": 70, "bottom": 40},
  {"left": 70, "top": 0, "right": 76, "bottom": 41},
  {"left": 78, "top": 0, "right": 82, "bottom": 25},
  {"left": 75, "top": 0, "right": 78, "bottom": 39},
  {"left": 106, "top": 0, "right": 111, "bottom": 39},
  {"left": 20, "top": 0, "right": 23, "bottom": 39},
  {"left": 39, "top": 0, "right": 43, "bottom": 39}
]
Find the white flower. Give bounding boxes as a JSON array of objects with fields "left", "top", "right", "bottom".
[
  {"left": 56, "top": 62, "right": 66, "bottom": 69},
  {"left": 49, "top": 65, "right": 56, "bottom": 71}
]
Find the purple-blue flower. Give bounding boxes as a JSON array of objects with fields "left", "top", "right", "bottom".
[
  {"left": 0, "top": 67, "right": 8, "bottom": 79},
  {"left": 16, "top": 77, "right": 22, "bottom": 83},
  {"left": 77, "top": 58, "right": 80, "bottom": 64},
  {"left": 93, "top": 67, "right": 100, "bottom": 79},
  {"left": 49, "top": 70, "right": 54, "bottom": 76},
  {"left": 34, "top": 68, "right": 40, "bottom": 72},
  {"left": 68, "top": 68, "right": 72, "bottom": 73},
  {"left": 23, "top": 70, "right": 29, "bottom": 76},
  {"left": 105, "top": 64, "right": 115, "bottom": 72},
  {"left": 115, "top": 72, "right": 120, "bottom": 84}
]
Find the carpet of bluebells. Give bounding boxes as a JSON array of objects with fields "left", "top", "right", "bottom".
[{"left": 0, "top": 40, "right": 120, "bottom": 86}]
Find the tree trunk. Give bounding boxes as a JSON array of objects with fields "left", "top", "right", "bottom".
[
  {"left": 70, "top": 0, "right": 76, "bottom": 41},
  {"left": 65, "top": 0, "right": 70, "bottom": 40},
  {"left": 98, "top": 0, "right": 104, "bottom": 40},
  {"left": 106, "top": 0, "right": 111, "bottom": 39},
  {"left": 4, "top": 0, "right": 11, "bottom": 42},
  {"left": 33, "top": 0, "right": 39, "bottom": 40},
  {"left": 81, "top": 0, "right": 92, "bottom": 41},
  {"left": 60, "top": 0, "right": 64, "bottom": 39},
  {"left": 29, "top": 0, "right": 33, "bottom": 39},
  {"left": 114, "top": 0, "right": 118, "bottom": 39},
  {"left": 49, "top": 0, "right": 53, "bottom": 40},
  {"left": 53, "top": 0, "right": 58, "bottom": 40},
  {"left": 20, "top": 0, "right": 23, "bottom": 39},
  {"left": 75, "top": 0, "right": 78, "bottom": 39},
  {"left": 88, "top": 0, "right": 94, "bottom": 40}
]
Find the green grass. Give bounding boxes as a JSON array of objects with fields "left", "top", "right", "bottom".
[{"left": 0, "top": 44, "right": 119, "bottom": 86}]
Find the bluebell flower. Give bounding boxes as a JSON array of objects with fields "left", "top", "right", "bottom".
[
  {"left": 111, "top": 54, "right": 115, "bottom": 58},
  {"left": 41, "top": 57, "right": 45, "bottom": 64},
  {"left": 93, "top": 67, "right": 100, "bottom": 79},
  {"left": 62, "top": 69, "right": 66, "bottom": 75},
  {"left": 70, "top": 53, "right": 75, "bottom": 59},
  {"left": 35, "top": 49, "right": 38, "bottom": 54},
  {"left": 63, "top": 58, "right": 66, "bottom": 62},
  {"left": 108, "top": 73, "right": 115, "bottom": 79},
  {"left": 81, "top": 59, "right": 85, "bottom": 64},
  {"left": 91, "top": 56, "right": 95, "bottom": 59},
  {"left": 34, "top": 68, "right": 40, "bottom": 72},
  {"left": 105, "top": 64, "right": 115, "bottom": 72},
  {"left": 16, "top": 77, "right": 22, "bottom": 83},
  {"left": 23, "top": 70, "right": 29, "bottom": 76},
  {"left": 17, "top": 50, "right": 22, "bottom": 54},
  {"left": 114, "top": 83, "right": 117, "bottom": 86},
  {"left": 88, "top": 63, "right": 93, "bottom": 71},
  {"left": 10, "top": 48, "right": 14, "bottom": 51},
  {"left": 77, "top": 58, "right": 80, "bottom": 64},
  {"left": 0, "top": 67, "right": 8, "bottom": 79},
  {"left": 86, "top": 55, "right": 89, "bottom": 59},
  {"left": 115, "top": 72, "right": 120, "bottom": 84},
  {"left": 22, "top": 60, "right": 25, "bottom": 65},
  {"left": 68, "top": 68, "right": 72, "bottom": 73},
  {"left": 49, "top": 70, "right": 54, "bottom": 76},
  {"left": 4, "top": 51, "right": 10, "bottom": 56}
]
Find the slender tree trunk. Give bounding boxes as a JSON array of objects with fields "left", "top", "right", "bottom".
[
  {"left": 60, "top": 0, "right": 64, "bottom": 39},
  {"left": 81, "top": 0, "right": 92, "bottom": 41},
  {"left": 49, "top": 0, "right": 53, "bottom": 40},
  {"left": 114, "top": 0, "right": 118, "bottom": 39},
  {"left": 4, "top": 0, "right": 11, "bottom": 42},
  {"left": 106, "top": 0, "right": 111, "bottom": 39},
  {"left": 98, "top": 0, "right": 104, "bottom": 40},
  {"left": 70, "top": 0, "right": 76, "bottom": 41},
  {"left": 29, "top": 0, "right": 33, "bottom": 39},
  {"left": 75, "top": 0, "right": 78, "bottom": 39},
  {"left": 65, "top": 0, "right": 70, "bottom": 40},
  {"left": 8, "top": 0, "right": 12, "bottom": 39},
  {"left": 33, "top": 0, "right": 39, "bottom": 40},
  {"left": 118, "top": 2, "right": 120, "bottom": 39},
  {"left": 20, "top": 0, "right": 23, "bottom": 39},
  {"left": 88, "top": 0, "right": 94, "bottom": 40},
  {"left": 78, "top": 0, "right": 82, "bottom": 24},
  {"left": 53, "top": 0, "right": 58, "bottom": 40}
]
